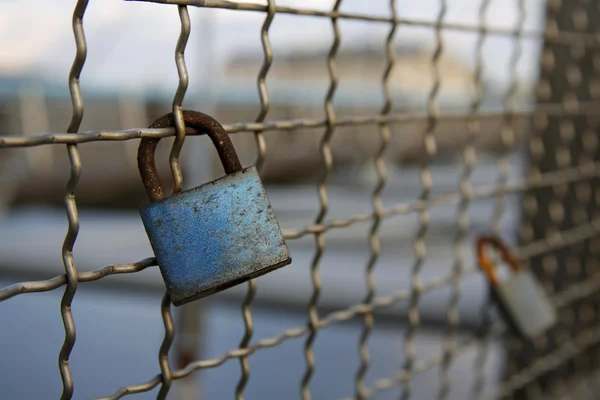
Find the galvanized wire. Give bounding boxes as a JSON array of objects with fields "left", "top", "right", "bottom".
[
  {"left": 0, "top": 205, "right": 596, "bottom": 400},
  {"left": 344, "top": 258, "right": 600, "bottom": 400},
  {"left": 402, "top": 1, "right": 446, "bottom": 398},
  {"left": 354, "top": 1, "right": 397, "bottom": 398},
  {"left": 154, "top": 7, "right": 192, "bottom": 398},
  {"left": 2, "top": 160, "right": 600, "bottom": 304},
  {"left": 349, "top": 321, "right": 600, "bottom": 400},
  {"left": 347, "top": 336, "right": 480, "bottom": 400},
  {"left": 169, "top": 5, "right": 191, "bottom": 195},
  {"left": 468, "top": 0, "right": 493, "bottom": 397},
  {"left": 497, "top": 325, "right": 600, "bottom": 398},
  {"left": 301, "top": 2, "right": 342, "bottom": 399},
  {"left": 0, "top": 258, "right": 156, "bottom": 302},
  {"left": 129, "top": 0, "right": 600, "bottom": 48},
  {"left": 157, "top": 292, "right": 175, "bottom": 400},
  {"left": 235, "top": 1, "right": 275, "bottom": 398},
  {"left": 5, "top": 101, "right": 600, "bottom": 148},
  {"left": 527, "top": 3, "right": 562, "bottom": 396},
  {"left": 472, "top": 0, "right": 525, "bottom": 397},
  {"left": 58, "top": 1, "right": 88, "bottom": 399},
  {"left": 438, "top": 0, "right": 490, "bottom": 396},
  {"left": 503, "top": 1, "right": 600, "bottom": 397},
  {"left": 93, "top": 215, "right": 600, "bottom": 400}
]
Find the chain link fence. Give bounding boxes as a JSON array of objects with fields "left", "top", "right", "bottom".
[{"left": 1, "top": 0, "right": 599, "bottom": 399}]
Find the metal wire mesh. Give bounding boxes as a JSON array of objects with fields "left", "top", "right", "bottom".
[
  {"left": 506, "top": 0, "right": 600, "bottom": 399},
  {"left": 0, "top": 0, "right": 599, "bottom": 399}
]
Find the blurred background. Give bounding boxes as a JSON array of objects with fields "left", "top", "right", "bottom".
[{"left": 0, "top": 0, "right": 586, "bottom": 399}]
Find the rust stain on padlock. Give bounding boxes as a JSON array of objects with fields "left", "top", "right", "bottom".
[
  {"left": 476, "top": 236, "right": 556, "bottom": 338},
  {"left": 476, "top": 236, "right": 521, "bottom": 286},
  {"left": 138, "top": 110, "right": 291, "bottom": 306},
  {"left": 139, "top": 110, "right": 242, "bottom": 202}
]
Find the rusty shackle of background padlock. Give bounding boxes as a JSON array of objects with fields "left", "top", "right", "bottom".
[
  {"left": 476, "top": 236, "right": 556, "bottom": 339},
  {"left": 138, "top": 110, "right": 292, "bottom": 306}
]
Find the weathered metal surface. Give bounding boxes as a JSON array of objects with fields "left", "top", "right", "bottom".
[
  {"left": 493, "top": 270, "right": 557, "bottom": 339},
  {"left": 140, "top": 166, "right": 291, "bottom": 306},
  {"left": 138, "top": 110, "right": 243, "bottom": 202},
  {"left": 477, "top": 236, "right": 556, "bottom": 339}
]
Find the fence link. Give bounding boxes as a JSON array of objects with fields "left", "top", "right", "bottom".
[{"left": 0, "top": 0, "right": 599, "bottom": 399}]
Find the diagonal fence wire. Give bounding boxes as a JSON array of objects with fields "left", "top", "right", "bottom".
[
  {"left": 343, "top": 322, "right": 600, "bottom": 400},
  {"left": 2, "top": 160, "right": 600, "bottom": 304},
  {"left": 91, "top": 213, "right": 600, "bottom": 400}
]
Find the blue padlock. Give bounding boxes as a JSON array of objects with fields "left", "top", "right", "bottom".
[{"left": 138, "top": 110, "right": 292, "bottom": 306}]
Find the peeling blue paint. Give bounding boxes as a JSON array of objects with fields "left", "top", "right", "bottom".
[{"left": 140, "top": 166, "right": 292, "bottom": 306}]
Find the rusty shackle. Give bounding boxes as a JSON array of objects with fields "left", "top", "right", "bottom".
[
  {"left": 476, "top": 236, "right": 522, "bottom": 286},
  {"left": 138, "top": 110, "right": 243, "bottom": 202}
]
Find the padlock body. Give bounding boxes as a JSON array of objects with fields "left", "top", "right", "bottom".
[
  {"left": 492, "top": 269, "right": 557, "bottom": 339},
  {"left": 140, "top": 166, "right": 291, "bottom": 306}
]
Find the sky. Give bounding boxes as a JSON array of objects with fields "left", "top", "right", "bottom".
[{"left": 0, "top": 0, "right": 546, "bottom": 94}]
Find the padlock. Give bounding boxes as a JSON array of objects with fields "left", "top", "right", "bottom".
[
  {"left": 138, "top": 110, "right": 292, "bottom": 306},
  {"left": 476, "top": 236, "right": 557, "bottom": 339}
]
